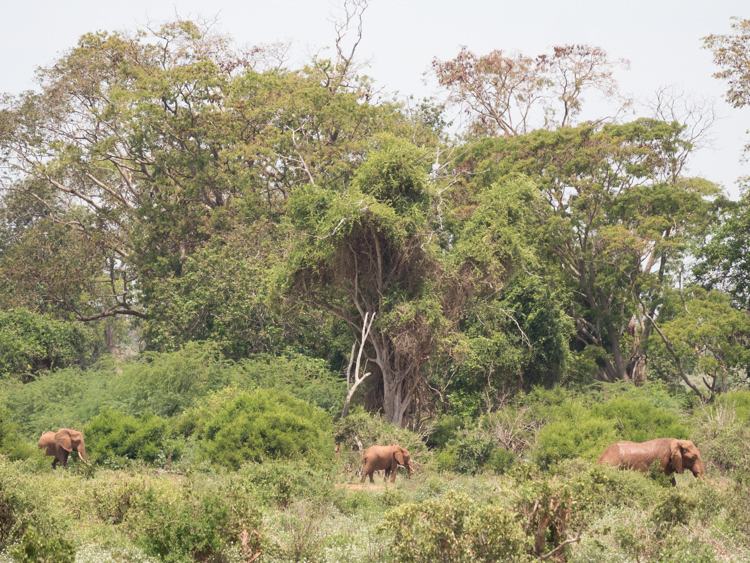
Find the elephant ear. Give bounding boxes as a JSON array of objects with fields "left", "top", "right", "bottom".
[
  {"left": 670, "top": 440, "right": 684, "bottom": 474},
  {"left": 393, "top": 448, "right": 405, "bottom": 466},
  {"left": 55, "top": 430, "right": 73, "bottom": 453}
]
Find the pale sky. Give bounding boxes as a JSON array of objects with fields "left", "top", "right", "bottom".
[{"left": 1, "top": 0, "right": 748, "bottom": 197}]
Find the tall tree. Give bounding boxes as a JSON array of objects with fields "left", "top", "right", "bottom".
[
  {"left": 281, "top": 136, "right": 534, "bottom": 425},
  {"left": 455, "top": 120, "right": 721, "bottom": 384},
  {"left": 431, "top": 45, "right": 628, "bottom": 136},
  {"left": 703, "top": 18, "right": 750, "bottom": 110},
  {"left": 0, "top": 19, "right": 413, "bottom": 353}
]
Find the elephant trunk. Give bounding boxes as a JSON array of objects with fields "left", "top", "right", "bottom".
[{"left": 692, "top": 459, "right": 706, "bottom": 479}]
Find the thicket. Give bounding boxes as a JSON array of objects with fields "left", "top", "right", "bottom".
[{"left": 0, "top": 310, "right": 91, "bottom": 381}]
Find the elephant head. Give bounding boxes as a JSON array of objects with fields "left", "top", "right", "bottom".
[
  {"left": 670, "top": 439, "right": 705, "bottom": 479},
  {"left": 38, "top": 428, "right": 88, "bottom": 468},
  {"left": 393, "top": 446, "right": 413, "bottom": 476}
]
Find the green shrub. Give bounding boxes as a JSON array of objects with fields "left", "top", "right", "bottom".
[
  {"left": 692, "top": 401, "right": 750, "bottom": 474},
  {"left": 591, "top": 397, "right": 686, "bottom": 443},
  {"left": 0, "top": 406, "right": 37, "bottom": 461},
  {"left": 182, "top": 388, "right": 334, "bottom": 469},
  {"left": 535, "top": 396, "right": 687, "bottom": 467},
  {"left": 128, "top": 478, "right": 260, "bottom": 563},
  {"left": 0, "top": 308, "right": 90, "bottom": 381},
  {"left": 237, "top": 461, "right": 334, "bottom": 508},
  {"left": 84, "top": 410, "right": 169, "bottom": 464},
  {"left": 382, "top": 490, "right": 529, "bottom": 562},
  {"left": 334, "top": 406, "right": 426, "bottom": 466},
  {"left": 8, "top": 526, "right": 75, "bottom": 563},
  {"left": 0, "top": 460, "right": 71, "bottom": 556},
  {"left": 449, "top": 430, "right": 496, "bottom": 475},
  {"left": 426, "top": 414, "right": 466, "bottom": 448},
  {"left": 485, "top": 448, "right": 516, "bottom": 474}
]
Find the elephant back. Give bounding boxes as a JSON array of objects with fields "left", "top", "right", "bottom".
[{"left": 38, "top": 431, "right": 57, "bottom": 456}]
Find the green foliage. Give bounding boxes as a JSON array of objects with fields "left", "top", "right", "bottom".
[
  {"left": 691, "top": 399, "right": 750, "bottom": 474},
  {"left": 122, "top": 342, "right": 344, "bottom": 418},
  {"left": 179, "top": 388, "right": 334, "bottom": 469},
  {"left": 0, "top": 460, "right": 71, "bottom": 555},
  {"left": 0, "top": 309, "right": 90, "bottom": 381},
  {"left": 8, "top": 526, "right": 75, "bottom": 563},
  {"left": 535, "top": 394, "right": 687, "bottom": 467},
  {"left": 426, "top": 414, "right": 465, "bottom": 448},
  {"left": 694, "top": 187, "right": 750, "bottom": 311},
  {"left": 1, "top": 344, "right": 343, "bottom": 441},
  {"left": 0, "top": 406, "right": 37, "bottom": 461},
  {"left": 84, "top": 410, "right": 169, "bottom": 464},
  {"left": 78, "top": 471, "right": 262, "bottom": 563},
  {"left": 334, "top": 406, "right": 427, "bottom": 465},
  {"left": 382, "top": 490, "right": 529, "bottom": 562},
  {"left": 236, "top": 461, "right": 334, "bottom": 509},
  {"left": 131, "top": 480, "right": 252, "bottom": 563},
  {"left": 438, "top": 430, "right": 496, "bottom": 475}
]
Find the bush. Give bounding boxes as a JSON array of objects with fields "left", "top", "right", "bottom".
[
  {"left": 0, "top": 460, "right": 72, "bottom": 557},
  {"left": 382, "top": 490, "right": 529, "bottom": 562},
  {"left": 8, "top": 526, "right": 75, "bottom": 563},
  {"left": 535, "top": 396, "right": 687, "bottom": 467},
  {"left": 128, "top": 477, "right": 261, "bottom": 563},
  {"left": 84, "top": 410, "right": 169, "bottom": 464},
  {"left": 334, "top": 406, "right": 426, "bottom": 467},
  {"left": 692, "top": 400, "right": 750, "bottom": 474},
  {"left": 180, "top": 388, "right": 334, "bottom": 469},
  {"left": 236, "top": 461, "right": 334, "bottom": 508},
  {"left": 0, "top": 308, "right": 90, "bottom": 381},
  {"left": 0, "top": 406, "right": 37, "bottom": 461}
]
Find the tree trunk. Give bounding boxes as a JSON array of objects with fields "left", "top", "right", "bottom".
[{"left": 104, "top": 325, "right": 120, "bottom": 357}]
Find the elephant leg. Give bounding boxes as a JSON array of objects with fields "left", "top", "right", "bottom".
[
  {"left": 60, "top": 450, "right": 70, "bottom": 468},
  {"left": 52, "top": 458, "right": 58, "bottom": 469}
]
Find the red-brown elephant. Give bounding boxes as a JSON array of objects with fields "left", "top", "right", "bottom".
[
  {"left": 361, "top": 445, "right": 414, "bottom": 484},
  {"left": 597, "top": 438, "right": 705, "bottom": 485},
  {"left": 38, "top": 428, "right": 88, "bottom": 469}
]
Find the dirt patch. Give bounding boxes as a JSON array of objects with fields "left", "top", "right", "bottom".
[{"left": 335, "top": 483, "right": 387, "bottom": 491}]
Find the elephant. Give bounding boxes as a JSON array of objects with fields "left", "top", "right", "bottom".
[
  {"left": 597, "top": 438, "right": 705, "bottom": 485},
  {"left": 361, "top": 445, "right": 414, "bottom": 484},
  {"left": 38, "top": 428, "right": 88, "bottom": 469}
]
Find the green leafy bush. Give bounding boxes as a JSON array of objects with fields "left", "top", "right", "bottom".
[
  {"left": 236, "top": 461, "right": 334, "bottom": 508},
  {"left": 0, "top": 406, "right": 37, "bottom": 461},
  {"left": 0, "top": 460, "right": 72, "bottom": 556},
  {"left": 84, "top": 409, "right": 169, "bottom": 463},
  {"left": 535, "top": 396, "right": 687, "bottom": 467},
  {"left": 382, "top": 490, "right": 529, "bottom": 562},
  {"left": 0, "top": 308, "right": 90, "bottom": 381},
  {"left": 8, "top": 526, "right": 75, "bottom": 563},
  {"left": 434, "top": 429, "right": 497, "bottom": 475},
  {"left": 692, "top": 400, "right": 750, "bottom": 474},
  {"left": 334, "top": 406, "right": 426, "bottom": 466},
  {"left": 179, "top": 388, "right": 334, "bottom": 469}
]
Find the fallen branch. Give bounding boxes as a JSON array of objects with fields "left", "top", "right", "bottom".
[{"left": 538, "top": 520, "right": 585, "bottom": 561}]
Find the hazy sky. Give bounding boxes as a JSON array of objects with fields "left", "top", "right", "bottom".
[{"left": 2, "top": 0, "right": 748, "bottom": 197}]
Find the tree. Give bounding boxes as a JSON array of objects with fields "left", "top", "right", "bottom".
[
  {"left": 455, "top": 120, "right": 721, "bottom": 385},
  {"left": 0, "top": 19, "right": 413, "bottom": 354},
  {"left": 650, "top": 288, "right": 750, "bottom": 399},
  {"left": 282, "top": 136, "right": 443, "bottom": 426},
  {"left": 282, "top": 137, "right": 536, "bottom": 425},
  {"left": 431, "top": 45, "right": 628, "bottom": 136},
  {"left": 703, "top": 18, "right": 750, "bottom": 110},
  {"left": 694, "top": 187, "right": 750, "bottom": 312}
]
